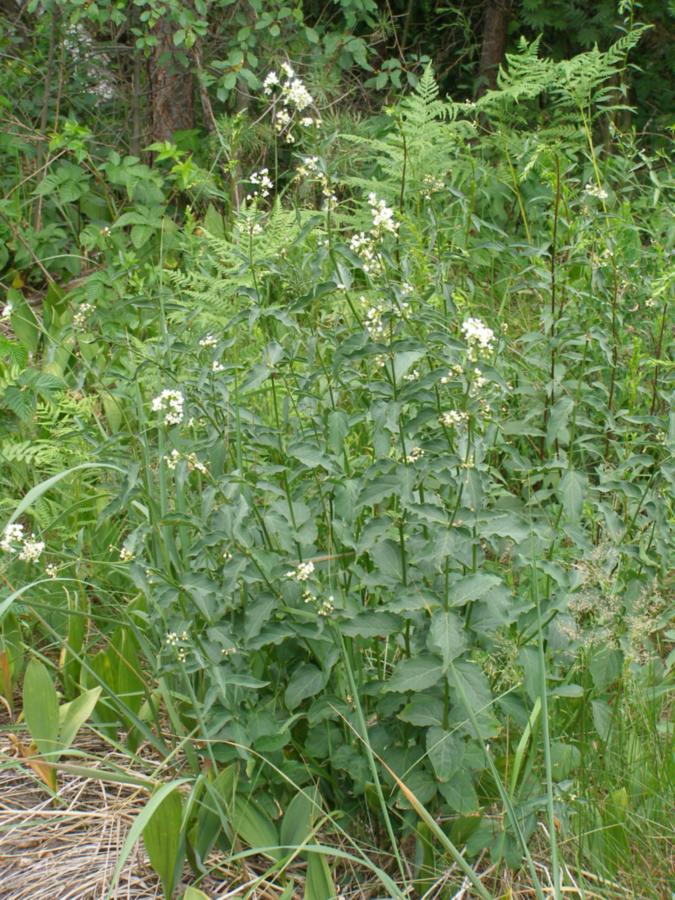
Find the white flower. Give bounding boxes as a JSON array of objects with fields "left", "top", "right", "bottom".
[
  {"left": 318, "top": 595, "right": 334, "bottom": 617},
  {"left": 280, "top": 62, "right": 295, "bottom": 79},
  {"left": 368, "top": 192, "right": 398, "bottom": 236},
  {"left": 286, "top": 560, "right": 315, "bottom": 582},
  {"left": 73, "top": 302, "right": 94, "bottom": 329},
  {"left": 405, "top": 446, "right": 424, "bottom": 463},
  {"left": 119, "top": 547, "right": 134, "bottom": 562},
  {"left": 199, "top": 334, "right": 217, "bottom": 348},
  {"left": 440, "top": 410, "right": 468, "bottom": 428},
  {"left": 186, "top": 452, "right": 208, "bottom": 475},
  {"left": 284, "top": 78, "right": 313, "bottom": 111},
  {"left": 584, "top": 182, "right": 608, "bottom": 201},
  {"left": 212, "top": 360, "right": 225, "bottom": 372},
  {"left": 151, "top": 389, "right": 184, "bottom": 425},
  {"left": 247, "top": 167, "right": 274, "bottom": 201},
  {"left": 1, "top": 522, "right": 24, "bottom": 553},
  {"left": 461, "top": 318, "right": 495, "bottom": 360},
  {"left": 263, "top": 70, "right": 279, "bottom": 94},
  {"left": 18, "top": 535, "right": 45, "bottom": 563},
  {"left": 1, "top": 303, "right": 13, "bottom": 318},
  {"left": 46, "top": 563, "right": 58, "bottom": 578}
]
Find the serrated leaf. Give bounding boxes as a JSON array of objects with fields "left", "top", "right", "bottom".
[
  {"left": 426, "top": 726, "right": 464, "bottom": 782},
  {"left": 285, "top": 664, "right": 326, "bottom": 710},
  {"left": 447, "top": 573, "right": 501, "bottom": 607},
  {"left": 427, "top": 611, "right": 467, "bottom": 668},
  {"left": 559, "top": 469, "right": 586, "bottom": 521},
  {"left": 384, "top": 655, "right": 444, "bottom": 693}
]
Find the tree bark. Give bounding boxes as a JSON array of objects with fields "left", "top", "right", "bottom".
[
  {"left": 476, "top": 0, "right": 511, "bottom": 96},
  {"left": 149, "top": 16, "right": 194, "bottom": 141}
]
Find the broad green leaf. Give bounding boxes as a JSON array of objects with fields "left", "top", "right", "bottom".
[
  {"left": 427, "top": 611, "right": 467, "bottom": 668},
  {"left": 183, "top": 889, "right": 210, "bottom": 900},
  {"left": 558, "top": 469, "right": 586, "bottom": 521},
  {"left": 341, "top": 611, "right": 401, "bottom": 638},
  {"left": 143, "top": 786, "right": 184, "bottom": 899},
  {"left": 59, "top": 686, "right": 102, "bottom": 751},
  {"left": 232, "top": 796, "right": 281, "bottom": 861},
  {"left": 285, "top": 664, "right": 326, "bottom": 710},
  {"left": 8, "top": 288, "right": 39, "bottom": 353},
  {"left": 384, "top": 655, "right": 444, "bottom": 693},
  {"left": 303, "top": 850, "right": 336, "bottom": 900},
  {"left": 438, "top": 771, "right": 479, "bottom": 814},
  {"left": 550, "top": 742, "right": 581, "bottom": 780},
  {"left": 23, "top": 659, "right": 60, "bottom": 760},
  {"left": 107, "top": 779, "right": 190, "bottom": 900},
  {"left": 447, "top": 573, "right": 501, "bottom": 607},
  {"left": 426, "top": 726, "right": 464, "bottom": 783},
  {"left": 280, "top": 786, "right": 319, "bottom": 850}
]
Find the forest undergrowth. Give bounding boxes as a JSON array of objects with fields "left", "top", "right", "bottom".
[{"left": 0, "top": 20, "right": 673, "bottom": 900}]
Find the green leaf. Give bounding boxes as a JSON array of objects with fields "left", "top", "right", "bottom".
[
  {"left": 280, "top": 786, "right": 319, "bottom": 850},
  {"left": 426, "top": 726, "right": 464, "bottom": 782},
  {"left": 9, "top": 288, "right": 40, "bottom": 353},
  {"left": 59, "top": 686, "right": 102, "bottom": 751},
  {"left": 303, "top": 850, "right": 336, "bottom": 900},
  {"left": 438, "top": 771, "right": 479, "bottom": 814},
  {"left": 285, "top": 664, "right": 326, "bottom": 709},
  {"left": 183, "top": 889, "right": 211, "bottom": 900},
  {"left": 23, "top": 659, "right": 61, "bottom": 760},
  {"left": 550, "top": 742, "right": 581, "bottom": 780},
  {"left": 559, "top": 469, "right": 586, "bottom": 521},
  {"left": 447, "top": 573, "right": 501, "bottom": 607},
  {"left": 232, "top": 796, "right": 281, "bottom": 861},
  {"left": 427, "top": 611, "right": 467, "bottom": 669},
  {"left": 341, "top": 611, "right": 401, "bottom": 638},
  {"left": 143, "top": 786, "right": 184, "bottom": 899},
  {"left": 384, "top": 655, "right": 444, "bottom": 693}
]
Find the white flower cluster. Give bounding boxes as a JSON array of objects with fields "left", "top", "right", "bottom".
[
  {"left": 302, "top": 589, "right": 334, "bottom": 617},
  {"left": 199, "top": 334, "right": 217, "bottom": 348},
  {"left": 73, "top": 302, "right": 94, "bottom": 330},
  {"left": 584, "top": 182, "right": 608, "bottom": 201},
  {"left": 263, "top": 63, "right": 319, "bottom": 143},
  {"left": 151, "top": 389, "right": 184, "bottom": 425},
  {"left": 440, "top": 363, "right": 465, "bottom": 384},
  {"left": 349, "top": 233, "right": 382, "bottom": 277},
  {"left": 362, "top": 296, "right": 410, "bottom": 341},
  {"left": 368, "top": 193, "right": 398, "bottom": 236},
  {"left": 246, "top": 168, "right": 273, "bottom": 202},
  {"left": 1, "top": 523, "right": 45, "bottom": 563},
  {"left": 165, "top": 629, "right": 189, "bottom": 663},
  {"left": 439, "top": 410, "right": 468, "bottom": 428},
  {"left": 421, "top": 174, "right": 445, "bottom": 199},
  {"left": 405, "top": 446, "right": 424, "bottom": 463},
  {"left": 1, "top": 302, "right": 13, "bottom": 318},
  {"left": 119, "top": 547, "right": 135, "bottom": 562},
  {"left": 164, "top": 448, "right": 208, "bottom": 475},
  {"left": 296, "top": 156, "right": 336, "bottom": 204},
  {"left": 286, "top": 560, "right": 314, "bottom": 581},
  {"left": 461, "top": 318, "right": 495, "bottom": 360},
  {"left": 19, "top": 535, "right": 45, "bottom": 562}
]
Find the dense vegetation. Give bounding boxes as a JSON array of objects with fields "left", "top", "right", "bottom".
[{"left": 0, "top": 2, "right": 673, "bottom": 898}]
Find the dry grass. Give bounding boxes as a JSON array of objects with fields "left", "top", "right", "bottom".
[{"left": 0, "top": 731, "right": 652, "bottom": 900}]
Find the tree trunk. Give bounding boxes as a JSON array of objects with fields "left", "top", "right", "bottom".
[
  {"left": 476, "top": 0, "right": 511, "bottom": 96},
  {"left": 149, "top": 16, "right": 194, "bottom": 141}
]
